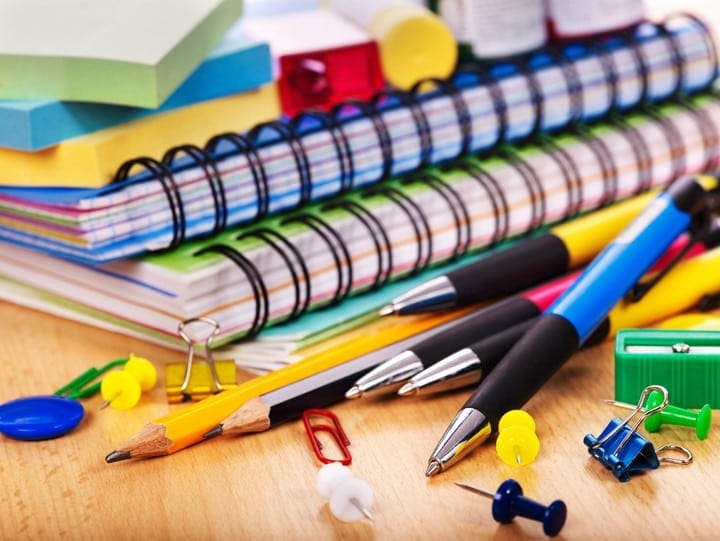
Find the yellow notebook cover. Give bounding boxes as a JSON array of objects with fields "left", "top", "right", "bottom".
[{"left": 0, "top": 83, "right": 280, "bottom": 188}]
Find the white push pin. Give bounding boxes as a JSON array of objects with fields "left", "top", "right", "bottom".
[{"left": 316, "top": 462, "right": 374, "bottom": 523}]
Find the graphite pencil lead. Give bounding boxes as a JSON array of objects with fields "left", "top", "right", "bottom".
[
  {"left": 203, "top": 424, "right": 224, "bottom": 439},
  {"left": 105, "top": 450, "right": 132, "bottom": 463}
]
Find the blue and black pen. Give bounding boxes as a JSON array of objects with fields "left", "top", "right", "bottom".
[{"left": 426, "top": 175, "right": 720, "bottom": 476}]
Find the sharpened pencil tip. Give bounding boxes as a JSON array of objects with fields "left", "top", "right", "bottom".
[
  {"left": 345, "top": 386, "right": 362, "bottom": 400},
  {"left": 425, "top": 460, "right": 442, "bottom": 477},
  {"left": 378, "top": 304, "right": 395, "bottom": 317},
  {"left": 397, "top": 382, "right": 418, "bottom": 397},
  {"left": 105, "top": 450, "right": 132, "bottom": 463},
  {"left": 203, "top": 425, "right": 224, "bottom": 439}
]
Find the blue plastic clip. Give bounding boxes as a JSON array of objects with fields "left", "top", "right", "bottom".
[{"left": 583, "top": 385, "right": 693, "bottom": 482}]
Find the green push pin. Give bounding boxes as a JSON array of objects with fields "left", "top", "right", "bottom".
[{"left": 643, "top": 390, "right": 712, "bottom": 440}]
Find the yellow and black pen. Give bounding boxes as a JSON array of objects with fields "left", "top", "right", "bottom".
[{"left": 381, "top": 189, "right": 659, "bottom": 316}]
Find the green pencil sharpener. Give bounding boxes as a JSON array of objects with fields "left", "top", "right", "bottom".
[{"left": 615, "top": 329, "right": 720, "bottom": 409}]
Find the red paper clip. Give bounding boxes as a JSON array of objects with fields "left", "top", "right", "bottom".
[{"left": 302, "top": 408, "right": 352, "bottom": 465}]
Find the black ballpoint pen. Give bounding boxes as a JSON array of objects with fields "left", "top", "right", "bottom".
[
  {"left": 426, "top": 176, "right": 719, "bottom": 476},
  {"left": 380, "top": 190, "right": 658, "bottom": 316},
  {"left": 346, "top": 294, "right": 544, "bottom": 399}
]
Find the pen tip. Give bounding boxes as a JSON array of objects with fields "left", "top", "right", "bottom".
[
  {"left": 397, "top": 382, "right": 418, "bottom": 397},
  {"left": 345, "top": 386, "right": 363, "bottom": 400},
  {"left": 105, "top": 450, "right": 132, "bottom": 463},
  {"left": 425, "top": 460, "right": 442, "bottom": 477},
  {"left": 203, "top": 425, "right": 224, "bottom": 439},
  {"left": 378, "top": 304, "right": 395, "bottom": 317}
]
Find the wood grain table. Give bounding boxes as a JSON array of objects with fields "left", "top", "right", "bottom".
[
  {"left": 3, "top": 2, "right": 720, "bottom": 539},
  {"left": 2, "top": 295, "right": 719, "bottom": 540}
]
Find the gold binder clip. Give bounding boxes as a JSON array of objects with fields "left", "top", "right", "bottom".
[{"left": 165, "top": 317, "right": 237, "bottom": 403}]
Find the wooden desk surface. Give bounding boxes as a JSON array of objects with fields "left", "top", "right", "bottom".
[
  {"left": 2, "top": 299, "right": 720, "bottom": 541},
  {"left": 4, "top": 2, "right": 720, "bottom": 539}
]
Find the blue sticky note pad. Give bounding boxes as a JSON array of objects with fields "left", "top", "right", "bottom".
[{"left": 0, "top": 27, "right": 272, "bottom": 151}]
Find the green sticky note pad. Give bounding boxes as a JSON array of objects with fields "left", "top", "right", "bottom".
[
  {"left": 615, "top": 329, "right": 720, "bottom": 408},
  {"left": 0, "top": 0, "right": 243, "bottom": 107}
]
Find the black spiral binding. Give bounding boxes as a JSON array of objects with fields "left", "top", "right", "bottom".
[
  {"left": 644, "top": 105, "right": 688, "bottom": 181},
  {"left": 573, "top": 124, "right": 619, "bottom": 206},
  {"left": 454, "top": 64, "right": 510, "bottom": 152},
  {"left": 456, "top": 159, "right": 510, "bottom": 248},
  {"left": 292, "top": 110, "right": 354, "bottom": 194},
  {"left": 404, "top": 171, "right": 472, "bottom": 262},
  {"left": 113, "top": 156, "right": 186, "bottom": 250},
  {"left": 236, "top": 228, "right": 312, "bottom": 322},
  {"left": 105, "top": 16, "right": 710, "bottom": 258},
  {"left": 498, "top": 147, "right": 547, "bottom": 232},
  {"left": 163, "top": 144, "right": 228, "bottom": 236},
  {"left": 248, "top": 120, "right": 314, "bottom": 206},
  {"left": 680, "top": 93, "right": 720, "bottom": 172},
  {"left": 205, "top": 131, "right": 270, "bottom": 220},
  {"left": 362, "top": 184, "right": 433, "bottom": 277},
  {"left": 593, "top": 37, "right": 621, "bottom": 114},
  {"left": 412, "top": 77, "right": 474, "bottom": 157},
  {"left": 607, "top": 114, "right": 655, "bottom": 195},
  {"left": 321, "top": 199, "right": 393, "bottom": 291},
  {"left": 536, "top": 135, "right": 584, "bottom": 219},
  {"left": 333, "top": 99, "right": 394, "bottom": 181},
  {"left": 279, "top": 213, "right": 354, "bottom": 307},
  {"left": 184, "top": 94, "right": 720, "bottom": 341},
  {"left": 193, "top": 243, "right": 269, "bottom": 338},
  {"left": 373, "top": 89, "right": 434, "bottom": 170}
]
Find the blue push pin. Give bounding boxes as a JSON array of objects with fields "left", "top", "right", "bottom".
[{"left": 455, "top": 479, "right": 567, "bottom": 537}]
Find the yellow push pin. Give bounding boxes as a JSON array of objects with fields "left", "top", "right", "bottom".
[
  {"left": 100, "top": 354, "right": 157, "bottom": 410},
  {"left": 496, "top": 410, "right": 540, "bottom": 466}
]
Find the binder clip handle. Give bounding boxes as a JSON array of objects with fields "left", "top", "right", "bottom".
[
  {"left": 177, "top": 317, "right": 223, "bottom": 400},
  {"left": 584, "top": 385, "right": 671, "bottom": 482}
]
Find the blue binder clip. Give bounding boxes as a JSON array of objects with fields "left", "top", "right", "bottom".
[{"left": 583, "top": 385, "right": 693, "bottom": 482}]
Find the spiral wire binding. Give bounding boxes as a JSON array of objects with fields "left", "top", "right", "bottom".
[
  {"left": 321, "top": 199, "right": 393, "bottom": 291},
  {"left": 189, "top": 91, "right": 720, "bottom": 341},
  {"left": 193, "top": 243, "right": 269, "bottom": 339},
  {"left": 279, "top": 213, "right": 354, "bottom": 307},
  {"left": 104, "top": 16, "right": 716, "bottom": 259},
  {"left": 364, "top": 184, "right": 433, "bottom": 277},
  {"left": 102, "top": 17, "right": 720, "bottom": 341}
]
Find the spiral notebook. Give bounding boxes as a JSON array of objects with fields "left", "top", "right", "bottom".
[
  {"left": 1, "top": 93, "right": 719, "bottom": 352},
  {"left": 0, "top": 15, "right": 716, "bottom": 265}
]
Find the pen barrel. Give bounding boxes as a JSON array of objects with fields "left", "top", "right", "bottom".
[
  {"left": 549, "top": 187, "right": 700, "bottom": 342},
  {"left": 463, "top": 314, "right": 579, "bottom": 424},
  {"left": 412, "top": 296, "right": 541, "bottom": 365},
  {"left": 448, "top": 234, "right": 570, "bottom": 306},
  {"left": 466, "top": 319, "right": 536, "bottom": 375}
]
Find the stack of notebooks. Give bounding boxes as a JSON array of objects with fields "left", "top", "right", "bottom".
[
  {"left": 0, "top": 0, "right": 279, "bottom": 183},
  {"left": 0, "top": 13, "right": 718, "bottom": 372}
]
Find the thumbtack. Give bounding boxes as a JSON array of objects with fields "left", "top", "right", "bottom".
[
  {"left": 604, "top": 389, "right": 712, "bottom": 440},
  {"left": 496, "top": 410, "right": 540, "bottom": 466},
  {"left": 455, "top": 479, "right": 567, "bottom": 537},
  {"left": 100, "top": 354, "right": 157, "bottom": 410},
  {"left": 315, "top": 462, "right": 374, "bottom": 523}
]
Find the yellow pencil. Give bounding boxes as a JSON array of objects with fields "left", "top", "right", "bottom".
[
  {"left": 608, "top": 246, "right": 720, "bottom": 334},
  {"left": 105, "top": 307, "right": 472, "bottom": 462}
]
